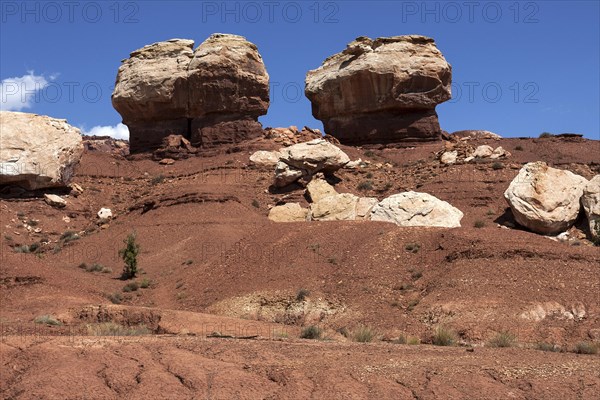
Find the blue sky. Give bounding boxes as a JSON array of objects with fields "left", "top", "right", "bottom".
[{"left": 1, "top": 0, "right": 598, "bottom": 139}]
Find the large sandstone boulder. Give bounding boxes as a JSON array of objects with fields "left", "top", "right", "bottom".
[
  {"left": 305, "top": 35, "right": 451, "bottom": 145},
  {"left": 504, "top": 162, "right": 588, "bottom": 235},
  {"left": 112, "top": 34, "right": 269, "bottom": 152},
  {"left": 581, "top": 175, "right": 600, "bottom": 239},
  {"left": 310, "top": 193, "right": 360, "bottom": 221},
  {"left": 370, "top": 192, "right": 463, "bottom": 227},
  {"left": 268, "top": 203, "right": 309, "bottom": 222},
  {"left": 0, "top": 111, "right": 83, "bottom": 190},
  {"left": 274, "top": 139, "right": 350, "bottom": 187},
  {"left": 306, "top": 176, "right": 338, "bottom": 202}
]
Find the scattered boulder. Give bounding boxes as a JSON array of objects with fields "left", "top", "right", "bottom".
[
  {"left": 440, "top": 151, "right": 458, "bottom": 165},
  {"left": 356, "top": 197, "right": 379, "bottom": 219},
  {"left": 310, "top": 193, "right": 360, "bottom": 221},
  {"left": 0, "top": 111, "right": 83, "bottom": 190},
  {"left": 490, "top": 146, "right": 511, "bottom": 159},
  {"left": 274, "top": 139, "right": 350, "bottom": 187},
  {"left": 451, "top": 130, "right": 502, "bottom": 140},
  {"left": 504, "top": 162, "right": 588, "bottom": 235},
  {"left": 268, "top": 203, "right": 309, "bottom": 222},
  {"left": 581, "top": 175, "right": 600, "bottom": 239},
  {"left": 112, "top": 34, "right": 269, "bottom": 152},
  {"left": 44, "top": 194, "right": 67, "bottom": 208},
  {"left": 70, "top": 183, "right": 84, "bottom": 197},
  {"left": 345, "top": 159, "right": 365, "bottom": 169},
  {"left": 305, "top": 35, "right": 451, "bottom": 144},
  {"left": 306, "top": 176, "right": 338, "bottom": 203},
  {"left": 97, "top": 208, "right": 113, "bottom": 222},
  {"left": 370, "top": 192, "right": 463, "bottom": 227},
  {"left": 152, "top": 134, "right": 197, "bottom": 160},
  {"left": 159, "top": 158, "right": 175, "bottom": 165},
  {"left": 249, "top": 150, "right": 281, "bottom": 168},
  {"left": 472, "top": 145, "right": 494, "bottom": 158}
]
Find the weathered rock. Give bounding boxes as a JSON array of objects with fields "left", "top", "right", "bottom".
[
  {"left": 112, "top": 34, "right": 269, "bottom": 152},
  {"left": 581, "top": 175, "right": 600, "bottom": 239},
  {"left": 504, "top": 162, "right": 588, "bottom": 235},
  {"left": 370, "top": 192, "right": 463, "bottom": 227},
  {"left": 44, "top": 194, "right": 67, "bottom": 208},
  {"left": 279, "top": 139, "right": 350, "bottom": 175},
  {"left": 440, "top": 151, "right": 458, "bottom": 165},
  {"left": 153, "top": 134, "right": 197, "bottom": 160},
  {"left": 305, "top": 35, "right": 451, "bottom": 144},
  {"left": 306, "top": 177, "right": 338, "bottom": 203},
  {"left": 268, "top": 203, "right": 309, "bottom": 222},
  {"left": 490, "top": 146, "right": 510, "bottom": 159},
  {"left": 356, "top": 197, "right": 379, "bottom": 219},
  {"left": 274, "top": 162, "right": 303, "bottom": 188},
  {"left": 311, "top": 193, "right": 360, "bottom": 221},
  {"left": 70, "top": 183, "right": 84, "bottom": 197},
  {"left": 0, "top": 112, "right": 83, "bottom": 190},
  {"left": 97, "top": 208, "right": 113, "bottom": 222},
  {"left": 249, "top": 150, "right": 281, "bottom": 168},
  {"left": 472, "top": 145, "right": 494, "bottom": 158},
  {"left": 159, "top": 158, "right": 175, "bottom": 165},
  {"left": 452, "top": 130, "right": 502, "bottom": 140}
]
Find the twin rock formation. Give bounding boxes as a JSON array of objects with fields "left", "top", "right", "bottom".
[{"left": 112, "top": 33, "right": 451, "bottom": 151}]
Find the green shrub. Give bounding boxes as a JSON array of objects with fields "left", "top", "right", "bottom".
[
  {"left": 491, "top": 162, "right": 504, "bottom": 170},
  {"left": 474, "top": 220, "right": 486, "bottom": 228},
  {"left": 394, "top": 334, "right": 407, "bottom": 344},
  {"left": 352, "top": 325, "right": 376, "bottom": 343},
  {"left": 108, "top": 293, "right": 123, "bottom": 304},
  {"left": 404, "top": 243, "right": 420, "bottom": 253},
  {"left": 357, "top": 180, "right": 374, "bottom": 191},
  {"left": 251, "top": 199, "right": 260, "bottom": 208},
  {"left": 60, "top": 231, "right": 80, "bottom": 243},
  {"left": 34, "top": 315, "right": 61, "bottom": 326},
  {"left": 120, "top": 232, "right": 140, "bottom": 280},
  {"left": 150, "top": 175, "right": 165, "bottom": 185},
  {"left": 139, "top": 278, "right": 151, "bottom": 289},
  {"left": 300, "top": 325, "right": 322, "bottom": 340},
  {"left": 296, "top": 288, "right": 310, "bottom": 301},
  {"left": 574, "top": 342, "right": 598, "bottom": 355},
  {"left": 123, "top": 282, "right": 139, "bottom": 292},
  {"left": 488, "top": 331, "right": 516, "bottom": 348},
  {"left": 366, "top": 172, "right": 373, "bottom": 179},
  {"left": 432, "top": 326, "right": 456, "bottom": 346}
]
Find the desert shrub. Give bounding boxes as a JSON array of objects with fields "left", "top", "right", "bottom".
[
  {"left": 394, "top": 334, "right": 407, "bottom": 344},
  {"left": 366, "top": 172, "right": 373, "bottom": 179},
  {"left": 108, "top": 293, "right": 123, "bottom": 304},
  {"left": 251, "top": 199, "right": 260, "bottom": 208},
  {"left": 357, "top": 180, "right": 374, "bottom": 191},
  {"left": 432, "top": 326, "right": 456, "bottom": 346},
  {"left": 539, "top": 132, "right": 554, "bottom": 138},
  {"left": 491, "top": 162, "right": 504, "bottom": 170},
  {"left": 34, "top": 315, "right": 61, "bottom": 326},
  {"left": 364, "top": 150, "right": 376, "bottom": 158},
  {"left": 337, "top": 327, "right": 350, "bottom": 338},
  {"left": 474, "top": 220, "right": 486, "bottom": 228},
  {"left": 14, "top": 245, "right": 31, "bottom": 253},
  {"left": 183, "top": 259, "right": 194, "bottom": 265},
  {"left": 17, "top": 211, "right": 25, "bottom": 218},
  {"left": 407, "top": 337, "right": 420, "bottom": 345},
  {"left": 411, "top": 271, "right": 423, "bottom": 280},
  {"left": 407, "top": 299, "right": 420, "bottom": 311},
  {"left": 404, "top": 243, "right": 420, "bottom": 253},
  {"left": 86, "top": 322, "right": 150, "bottom": 336},
  {"left": 120, "top": 232, "right": 140, "bottom": 280},
  {"left": 352, "top": 325, "right": 376, "bottom": 343},
  {"left": 27, "top": 219, "right": 38, "bottom": 226},
  {"left": 150, "top": 175, "right": 165, "bottom": 185},
  {"left": 4, "top": 235, "right": 13, "bottom": 241},
  {"left": 60, "top": 230, "right": 80, "bottom": 243},
  {"left": 139, "top": 278, "right": 151, "bottom": 289},
  {"left": 536, "top": 342, "right": 560, "bottom": 352},
  {"left": 296, "top": 288, "right": 310, "bottom": 301},
  {"left": 123, "top": 282, "right": 139, "bottom": 292},
  {"left": 486, "top": 209, "right": 495, "bottom": 216},
  {"left": 515, "top": 145, "right": 524, "bottom": 151},
  {"left": 592, "top": 224, "right": 600, "bottom": 247},
  {"left": 488, "top": 331, "right": 516, "bottom": 348},
  {"left": 574, "top": 342, "right": 598, "bottom": 355},
  {"left": 300, "top": 325, "right": 322, "bottom": 340}
]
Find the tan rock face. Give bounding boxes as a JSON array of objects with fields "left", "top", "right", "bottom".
[
  {"left": 112, "top": 34, "right": 269, "bottom": 152},
  {"left": 581, "top": 175, "right": 600, "bottom": 239},
  {"left": 504, "top": 162, "right": 588, "bottom": 235},
  {"left": 310, "top": 193, "right": 360, "bottom": 221},
  {"left": 305, "top": 35, "right": 451, "bottom": 144},
  {"left": 306, "top": 177, "right": 338, "bottom": 203},
  {"left": 268, "top": 203, "right": 309, "bottom": 222},
  {"left": 0, "top": 111, "right": 83, "bottom": 190},
  {"left": 370, "top": 192, "right": 463, "bottom": 227}
]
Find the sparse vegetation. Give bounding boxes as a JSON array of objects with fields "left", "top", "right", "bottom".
[
  {"left": 327, "top": 257, "right": 338, "bottom": 265},
  {"left": 394, "top": 334, "right": 407, "bottom": 344},
  {"left": 432, "top": 326, "right": 456, "bottom": 346},
  {"left": 407, "top": 299, "right": 420, "bottom": 311},
  {"left": 364, "top": 150, "right": 376, "bottom": 158},
  {"left": 123, "top": 282, "right": 140, "bottom": 292},
  {"left": 183, "top": 259, "right": 194, "bottom": 265},
  {"left": 251, "top": 199, "right": 260, "bottom": 208},
  {"left": 86, "top": 322, "right": 150, "bottom": 336},
  {"left": 365, "top": 172, "right": 373, "bottom": 179},
  {"left": 17, "top": 211, "right": 25, "bottom": 218},
  {"left": 515, "top": 145, "right": 524, "bottom": 151},
  {"left": 536, "top": 342, "right": 560, "bottom": 352},
  {"left": 404, "top": 243, "right": 420, "bottom": 253},
  {"left": 300, "top": 325, "right": 322, "bottom": 340},
  {"left": 120, "top": 232, "right": 140, "bottom": 280},
  {"left": 488, "top": 331, "right": 516, "bottom": 348},
  {"left": 108, "top": 293, "right": 123, "bottom": 304},
  {"left": 573, "top": 341, "right": 598, "bottom": 355},
  {"left": 539, "top": 132, "right": 554, "bottom": 138},
  {"left": 139, "top": 278, "right": 151, "bottom": 289},
  {"left": 486, "top": 209, "right": 495, "bottom": 216},
  {"left": 411, "top": 271, "right": 423, "bottom": 280},
  {"left": 4, "top": 235, "right": 13, "bottom": 241},
  {"left": 352, "top": 325, "right": 376, "bottom": 343},
  {"left": 491, "top": 162, "right": 504, "bottom": 170},
  {"left": 150, "top": 175, "right": 165, "bottom": 185},
  {"left": 60, "top": 230, "right": 80, "bottom": 243},
  {"left": 474, "top": 220, "right": 486, "bottom": 228},
  {"left": 357, "top": 180, "right": 374, "bottom": 191},
  {"left": 27, "top": 219, "right": 38, "bottom": 226},
  {"left": 34, "top": 315, "right": 61, "bottom": 326},
  {"left": 296, "top": 288, "right": 310, "bottom": 301},
  {"left": 79, "top": 262, "right": 111, "bottom": 273},
  {"left": 592, "top": 224, "right": 600, "bottom": 246}
]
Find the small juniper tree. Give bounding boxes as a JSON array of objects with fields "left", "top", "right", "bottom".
[{"left": 119, "top": 232, "right": 140, "bottom": 279}]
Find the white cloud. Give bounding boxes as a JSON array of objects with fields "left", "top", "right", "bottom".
[
  {"left": 83, "top": 123, "right": 129, "bottom": 140},
  {"left": 0, "top": 71, "right": 50, "bottom": 111}
]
